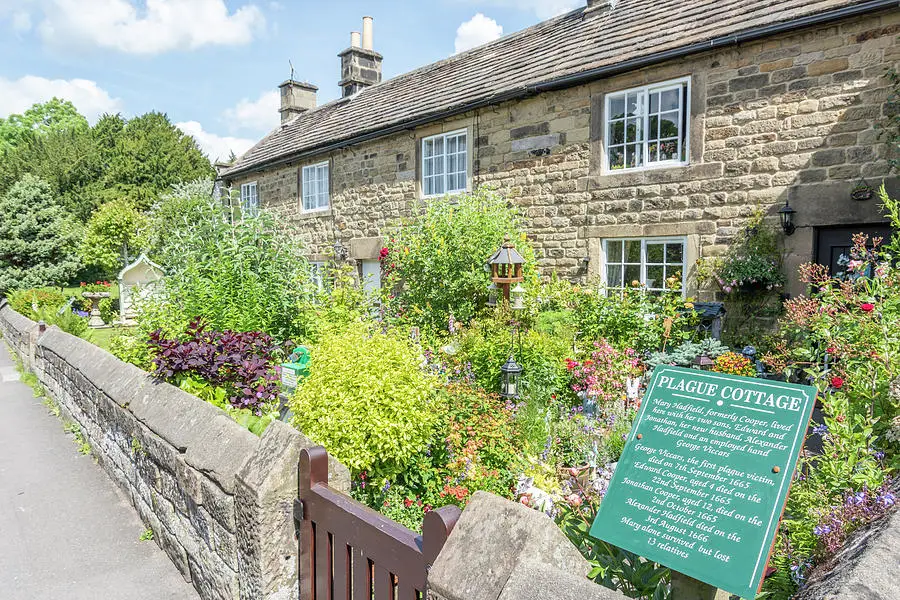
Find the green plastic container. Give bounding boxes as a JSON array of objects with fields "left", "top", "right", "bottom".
[{"left": 281, "top": 346, "right": 310, "bottom": 390}]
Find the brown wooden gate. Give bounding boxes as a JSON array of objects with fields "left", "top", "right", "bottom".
[{"left": 294, "top": 446, "right": 461, "bottom": 600}]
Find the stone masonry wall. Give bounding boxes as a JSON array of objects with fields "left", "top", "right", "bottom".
[
  {"left": 224, "top": 9, "right": 899, "bottom": 298},
  {"left": 0, "top": 302, "right": 349, "bottom": 600}
]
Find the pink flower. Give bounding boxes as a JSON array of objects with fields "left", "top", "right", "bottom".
[
  {"left": 830, "top": 376, "right": 844, "bottom": 389},
  {"left": 860, "top": 303, "right": 875, "bottom": 313},
  {"left": 519, "top": 496, "right": 531, "bottom": 507},
  {"left": 567, "top": 494, "right": 582, "bottom": 507}
]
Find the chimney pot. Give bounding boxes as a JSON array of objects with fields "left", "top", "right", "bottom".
[
  {"left": 362, "top": 16, "right": 374, "bottom": 51},
  {"left": 350, "top": 31, "right": 361, "bottom": 48}
]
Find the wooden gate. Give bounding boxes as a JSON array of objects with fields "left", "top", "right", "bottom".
[{"left": 294, "top": 446, "right": 461, "bottom": 600}]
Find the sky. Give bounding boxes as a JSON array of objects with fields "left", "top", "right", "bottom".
[{"left": 0, "top": 0, "right": 584, "bottom": 162}]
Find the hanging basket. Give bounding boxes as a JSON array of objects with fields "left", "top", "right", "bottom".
[{"left": 850, "top": 186, "right": 874, "bottom": 202}]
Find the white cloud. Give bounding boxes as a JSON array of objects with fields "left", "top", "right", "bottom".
[
  {"left": 176, "top": 120, "right": 256, "bottom": 163},
  {"left": 13, "top": 0, "right": 265, "bottom": 55},
  {"left": 456, "top": 1, "right": 582, "bottom": 20},
  {"left": 0, "top": 75, "right": 123, "bottom": 124},
  {"left": 455, "top": 13, "right": 503, "bottom": 54},
  {"left": 222, "top": 90, "right": 279, "bottom": 135}
]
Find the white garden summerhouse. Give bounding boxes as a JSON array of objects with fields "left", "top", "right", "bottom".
[{"left": 117, "top": 253, "right": 164, "bottom": 325}]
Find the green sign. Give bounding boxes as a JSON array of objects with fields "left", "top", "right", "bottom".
[{"left": 590, "top": 366, "right": 816, "bottom": 599}]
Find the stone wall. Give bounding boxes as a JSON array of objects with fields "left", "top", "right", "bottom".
[
  {"left": 0, "top": 302, "right": 349, "bottom": 600},
  {"left": 223, "top": 8, "right": 899, "bottom": 298}
]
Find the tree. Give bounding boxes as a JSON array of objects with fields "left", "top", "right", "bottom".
[
  {"left": 0, "top": 98, "right": 88, "bottom": 152},
  {"left": 79, "top": 197, "right": 150, "bottom": 276},
  {"left": 0, "top": 174, "right": 80, "bottom": 292},
  {"left": 102, "top": 112, "right": 213, "bottom": 210}
]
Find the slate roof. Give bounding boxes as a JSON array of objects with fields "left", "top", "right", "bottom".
[{"left": 222, "top": 0, "right": 880, "bottom": 177}]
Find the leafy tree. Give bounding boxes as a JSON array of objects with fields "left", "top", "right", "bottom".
[
  {"left": 0, "top": 98, "right": 88, "bottom": 152},
  {"left": 102, "top": 112, "right": 213, "bottom": 210},
  {"left": 0, "top": 174, "right": 80, "bottom": 292},
  {"left": 80, "top": 197, "right": 150, "bottom": 276}
]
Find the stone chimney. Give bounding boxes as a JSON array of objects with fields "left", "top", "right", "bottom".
[
  {"left": 338, "top": 16, "right": 383, "bottom": 98},
  {"left": 586, "top": 0, "right": 618, "bottom": 12},
  {"left": 278, "top": 80, "right": 317, "bottom": 125}
]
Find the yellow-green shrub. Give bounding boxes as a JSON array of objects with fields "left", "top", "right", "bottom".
[{"left": 290, "top": 323, "right": 436, "bottom": 478}]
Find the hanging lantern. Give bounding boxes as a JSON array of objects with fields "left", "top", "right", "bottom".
[
  {"left": 486, "top": 283, "right": 499, "bottom": 308},
  {"left": 499, "top": 355, "right": 523, "bottom": 399},
  {"left": 510, "top": 283, "right": 526, "bottom": 311},
  {"left": 488, "top": 235, "right": 526, "bottom": 304}
]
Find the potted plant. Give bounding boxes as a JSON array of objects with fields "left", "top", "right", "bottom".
[{"left": 80, "top": 281, "right": 112, "bottom": 327}]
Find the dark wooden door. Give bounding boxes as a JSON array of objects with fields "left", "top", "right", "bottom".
[{"left": 815, "top": 224, "right": 892, "bottom": 277}]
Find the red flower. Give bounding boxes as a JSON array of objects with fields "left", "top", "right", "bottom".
[
  {"left": 830, "top": 376, "right": 844, "bottom": 389},
  {"left": 403, "top": 498, "right": 413, "bottom": 508},
  {"left": 860, "top": 303, "right": 875, "bottom": 313}
]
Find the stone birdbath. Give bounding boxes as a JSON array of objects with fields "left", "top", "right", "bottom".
[{"left": 82, "top": 291, "right": 111, "bottom": 328}]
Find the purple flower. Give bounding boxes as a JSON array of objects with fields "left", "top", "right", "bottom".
[
  {"left": 874, "top": 451, "right": 885, "bottom": 460},
  {"left": 878, "top": 492, "right": 896, "bottom": 508},
  {"left": 813, "top": 524, "right": 832, "bottom": 536},
  {"left": 812, "top": 423, "right": 828, "bottom": 437},
  {"left": 382, "top": 482, "right": 391, "bottom": 493}
]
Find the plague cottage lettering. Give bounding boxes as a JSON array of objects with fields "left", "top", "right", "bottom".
[{"left": 590, "top": 366, "right": 816, "bottom": 599}]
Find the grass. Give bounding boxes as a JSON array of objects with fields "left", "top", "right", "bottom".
[{"left": 89, "top": 326, "right": 122, "bottom": 352}]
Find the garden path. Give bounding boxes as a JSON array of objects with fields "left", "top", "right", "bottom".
[{"left": 0, "top": 344, "right": 198, "bottom": 600}]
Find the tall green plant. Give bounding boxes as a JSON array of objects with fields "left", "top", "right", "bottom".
[
  {"left": 147, "top": 183, "right": 309, "bottom": 340},
  {"left": 384, "top": 188, "right": 536, "bottom": 331},
  {"left": 79, "top": 197, "right": 149, "bottom": 276}
]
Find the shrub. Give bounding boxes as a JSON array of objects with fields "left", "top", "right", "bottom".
[
  {"left": 0, "top": 174, "right": 80, "bottom": 293},
  {"left": 712, "top": 352, "right": 756, "bottom": 377},
  {"left": 7, "top": 287, "right": 70, "bottom": 318},
  {"left": 571, "top": 283, "right": 698, "bottom": 353},
  {"left": 79, "top": 197, "right": 149, "bottom": 276},
  {"left": 33, "top": 305, "right": 90, "bottom": 339},
  {"left": 383, "top": 188, "right": 536, "bottom": 331},
  {"left": 147, "top": 182, "right": 309, "bottom": 340},
  {"left": 149, "top": 317, "right": 291, "bottom": 411},
  {"left": 451, "top": 312, "right": 570, "bottom": 396},
  {"left": 98, "top": 297, "right": 118, "bottom": 325},
  {"left": 290, "top": 323, "right": 436, "bottom": 479}
]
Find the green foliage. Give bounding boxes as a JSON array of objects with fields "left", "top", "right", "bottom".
[
  {"left": 290, "top": 322, "right": 436, "bottom": 479},
  {"left": 101, "top": 112, "right": 213, "bottom": 210},
  {"left": 80, "top": 198, "right": 149, "bottom": 275},
  {"left": 291, "top": 263, "right": 375, "bottom": 344},
  {"left": 646, "top": 338, "right": 729, "bottom": 370},
  {"left": 384, "top": 188, "right": 536, "bottom": 331},
  {"left": 177, "top": 376, "right": 277, "bottom": 436},
  {"left": 0, "top": 98, "right": 88, "bottom": 152},
  {"left": 6, "top": 287, "right": 70, "bottom": 318},
  {"left": 139, "top": 528, "right": 154, "bottom": 542},
  {"left": 98, "top": 297, "right": 117, "bottom": 325},
  {"left": 33, "top": 305, "right": 91, "bottom": 339},
  {"left": 0, "top": 174, "right": 80, "bottom": 292},
  {"left": 146, "top": 183, "right": 308, "bottom": 340},
  {"left": 451, "top": 311, "right": 571, "bottom": 395},
  {"left": 557, "top": 500, "right": 670, "bottom": 599},
  {"left": 572, "top": 286, "right": 698, "bottom": 353}
]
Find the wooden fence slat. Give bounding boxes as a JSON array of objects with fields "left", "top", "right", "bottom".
[
  {"left": 316, "top": 527, "right": 333, "bottom": 600},
  {"left": 351, "top": 548, "right": 370, "bottom": 600},
  {"left": 396, "top": 583, "right": 419, "bottom": 600},
  {"left": 332, "top": 537, "right": 350, "bottom": 600},
  {"left": 374, "top": 567, "right": 392, "bottom": 600}
]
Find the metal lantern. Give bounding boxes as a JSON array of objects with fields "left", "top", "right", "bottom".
[
  {"left": 486, "top": 283, "right": 499, "bottom": 308},
  {"left": 488, "top": 235, "right": 526, "bottom": 305},
  {"left": 500, "top": 355, "right": 523, "bottom": 399},
  {"left": 510, "top": 284, "right": 526, "bottom": 311},
  {"left": 778, "top": 200, "right": 796, "bottom": 236}
]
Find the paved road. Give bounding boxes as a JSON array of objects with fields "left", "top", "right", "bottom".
[{"left": 0, "top": 344, "right": 197, "bottom": 600}]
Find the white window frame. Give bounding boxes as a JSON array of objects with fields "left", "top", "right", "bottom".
[
  {"left": 309, "top": 261, "right": 326, "bottom": 292},
  {"left": 301, "top": 161, "right": 330, "bottom": 212},
  {"left": 240, "top": 181, "right": 258, "bottom": 217},
  {"left": 603, "top": 76, "right": 691, "bottom": 174},
  {"left": 600, "top": 237, "right": 687, "bottom": 296},
  {"left": 421, "top": 129, "right": 468, "bottom": 198}
]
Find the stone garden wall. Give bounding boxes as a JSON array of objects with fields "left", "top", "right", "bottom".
[{"left": 0, "top": 301, "right": 349, "bottom": 600}]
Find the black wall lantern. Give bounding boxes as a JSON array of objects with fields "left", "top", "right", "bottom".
[
  {"left": 499, "top": 355, "right": 523, "bottom": 399},
  {"left": 778, "top": 200, "right": 796, "bottom": 236}
]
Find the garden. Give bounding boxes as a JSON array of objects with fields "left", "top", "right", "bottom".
[
  {"left": 5, "top": 176, "right": 899, "bottom": 599},
  {"left": 1, "top": 102, "right": 898, "bottom": 600}
]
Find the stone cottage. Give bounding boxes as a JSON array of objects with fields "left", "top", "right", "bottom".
[{"left": 218, "top": 0, "right": 900, "bottom": 299}]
